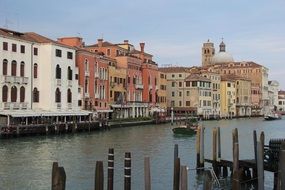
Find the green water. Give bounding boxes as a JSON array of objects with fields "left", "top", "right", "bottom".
[{"left": 0, "top": 117, "right": 284, "bottom": 189}]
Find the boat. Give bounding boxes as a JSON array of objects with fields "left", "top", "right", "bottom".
[
  {"left": 264, "top": 112, "right": 282, "bottom": 121},
  {"left": 172, "top": 117, "right": 199, "bottom": 135},
  {"left": 172, "top": 125, "right": 197, "bottom": 135}
]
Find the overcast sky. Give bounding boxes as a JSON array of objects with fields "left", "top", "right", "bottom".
[{"left": 1, "top": 0, "right": 285, "bottom": 88}]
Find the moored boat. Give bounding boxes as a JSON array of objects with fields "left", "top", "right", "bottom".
[
  {"left": 172, "top": 125, "right": 197, "bottom": 135},
  {"left": 264, "top": 113, "right": 281, "bottom": 121}
]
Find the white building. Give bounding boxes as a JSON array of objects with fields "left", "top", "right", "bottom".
[
  {"left": 268, "top": 80, "right": 279, "bottom": 111},
  {"left": 0, "top": 28, "right": 90, "bottom": 126}
]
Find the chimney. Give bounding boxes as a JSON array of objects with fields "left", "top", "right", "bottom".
[
  {"left": 124, "top": 40, "right": 129, "bottom": 44},
  {"left": 98, "top": 39, "right": 103, "bottom": 48},
  {"left": 140, "top": 42, "right": 145, "bottom": 62},
  {"left": 140, "top": 42, "right": 145, "bottom": 53}
]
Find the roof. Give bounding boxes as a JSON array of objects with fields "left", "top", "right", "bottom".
[
  {"left": 185, "top": 74, "right": 211, "bottom": 82},
  {"left": 85, "top": 41, "right": 116, "bottom": 48},
  {"left": 158, "top": 67, "right": 194, "bottom": 73}
]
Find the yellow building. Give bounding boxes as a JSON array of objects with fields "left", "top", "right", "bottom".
[
  {"left": 220, "top": 76, "right": 236, "bottom": 118},
  {"left": 234, "top": 76, "right": 252, "bottom": 116},
  {"left": 157, "top": 71, "right": 167, "bottom": 110}
]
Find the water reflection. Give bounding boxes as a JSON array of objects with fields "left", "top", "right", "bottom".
[{"left": 0, "top": 118, "right": 284, "bottom": 189}]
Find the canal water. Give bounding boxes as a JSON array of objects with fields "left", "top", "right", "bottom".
[{"left": 1, "top": 117, "right": 285, "bottom": 190}]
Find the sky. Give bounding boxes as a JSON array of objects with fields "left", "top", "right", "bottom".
[{"left": 1, "top": 0, "right": 285, "bottom": 88}]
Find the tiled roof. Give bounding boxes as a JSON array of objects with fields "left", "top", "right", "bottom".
[
  {"left": 85, "top": 41, "right": 116, "bottom": 48},
  {"left": 158, "top": 67, "right": 194, "bottom": 73},
  {"left": 185, "top": 74, "right": 210, "bottom": 82}
]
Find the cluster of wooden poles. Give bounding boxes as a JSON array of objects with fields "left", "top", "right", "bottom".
[{"left": 196, "top": 125, "right": 285, "bottom": 190}]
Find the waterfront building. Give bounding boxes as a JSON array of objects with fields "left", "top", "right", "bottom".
[
  {"left": 199, "top": 69, "right": 221, "bottom": 118},
  {"left": 202, "top": 40, "right": 269, "bottom": 115},
  {"left": 86, "top": 39, "right": 152, "bottom": 118},
  {"left": 278, "top": 90, "right": 285, "bottom": 112},
  {"left": 156, "top": 71, "right": 167, "bottom": 111},
  {"left": 268, "top": 80, "right": 279, "bottom": 111},
  {"left": 57, "top": 37, "right": 112, "bottom": 120},
  {"left": 0, "top": 28, "right": 91, "bottom": 126},
  {"left": 184, "top": 74, "right": 212, "bottom": 118},
  {"left": 220, "top": 76, "right": 236, "bottom": 118}
]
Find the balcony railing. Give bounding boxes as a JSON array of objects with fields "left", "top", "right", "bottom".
[
  {"left": 2, "top": 76, "right": 29, "bottom": 84},
  {"left": 13, "top": 103, "right": 20, "bottom": 109},
  {"left": 94, "top": 73, "right": 99, "bottom": 78},
  {"left": 85, "top": 92, "right": 89, "bottom": 97},
  {"left": 67, "top": 103, "right": 72, "bottom": 110},
  {"left": 135, "top": 84, "right": 143, "bottom": 89},
  {"left": 56, "top": 103, "right": 61, "bottom": 109},
  {"left": 21, "top": 102, "right": 28, "bottom": 109},
  {"left": 85, "top": 70, "right": 90, "bottom": 77},
  {"left": 95, "top": 93, "right": 99, "bottom": 99},
  {"left": 68, "top": 80, "right": 72, "bottom": 87},
  {"left": 2, "top": 102, "right": 29, "bottom": 110},
  {"left": 3, "top": 102, "right": 11, "bottom": 110},
  {"left": 56, "top": 79, "right": 61, "bottom": 86}
]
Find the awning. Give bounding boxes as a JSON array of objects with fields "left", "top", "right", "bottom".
[{"left": 0, "top": 110, "right": 92, "bottom": 118}]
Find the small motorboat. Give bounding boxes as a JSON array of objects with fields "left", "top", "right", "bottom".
[
  {"left": 264, "top": 113, "right": 281, "bottom": 121},
  {"left": 172, "top": 125, "right": 197, "bottom": 135}
]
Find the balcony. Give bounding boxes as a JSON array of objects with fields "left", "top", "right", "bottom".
[
  {"left": 85, "top": 92, "right": 89, "bottom": 98},
  {"left": 110, "top": 82, "right": 115, "bottom": 88},
  {"left": 85, "top": 70, "right": 90, "bottom": 77},
  {"left": 56, "top": 79, "right": 61, "bottom": 86},
  {"left": 68, "top": 80, "right": 72, "bottom": 87},
  {"left": 14, "top": 77, "right": 21, "bottom": 84},
  {"left": 21, "top": 102, "right": 28, "bottom": 109},
  {"left": 3, "top": 102, "right": 11, "bottom": 110},
  {"left": 155, "top": 85, "right": 159, "bottom": 91},
  {"left": 56, "top": 103, "right": 61, "bottom": 109},
  {"left": 13, "top": 103, "right": 20, "bottom": 110},
  {"left": 67, "top": 103, "right": 72, "bottom": 110},
  {"left": 22, "top": 77, "right": 29, "bottom": 84},
  {"left": 95, "top": 93, "right": 99, "bottom": 99},
  {"left": 2, "top": 76, "right": 13, "bottom": 83},
  {"left": 135, "top": 84, "right": 143, "bottom": 90},
  {"left": 94, "top": 72, "right": 99, "bottom": 78}
]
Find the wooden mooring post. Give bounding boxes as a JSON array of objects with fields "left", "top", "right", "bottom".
[
  {"left": 232, "top": 128, "right": 240, "bottom": 190},
  {"left": 124, "top": 152, "right": 131, "bottom": 190},
  {"left": 277, "top": 142, "right": 285, "bottom": 190},
  {"left": 212, "top": 127, "right": 219, "bottom": 176},
  {"left": 52, "top": 162, "right": 66, "bottom": 190},
  {"left": 253, "top": 130, "right": 258, "bottom": 188},
  {"left": 95, "top": 161, "right": 104, "bottom": 190},
  {"left": 107, "top": 148, "right": 114, "bottom": 190},
  {"left": 144, "top": 157, "right": 151, "bottom": 190},
  {"left": 180, "top": 165, "right": 188, "bottom": 190},
  {"left": 173, "top": 157, "right": 180, "bottom": 190}
]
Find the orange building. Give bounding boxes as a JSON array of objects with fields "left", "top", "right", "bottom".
[
  {"left": 86, "top": 39, "right": 159, "bottom": 117},
  {"left": 58, "top": 37, "right": 112, "bottom": 119}
]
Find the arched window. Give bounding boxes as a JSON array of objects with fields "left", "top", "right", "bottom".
[
  {"left": 2, "top": 85, "right": 8, "bottom": 102},
  {"left": 34, "top": 63, "right": 38, "bottom": 78},
  {"left": 84, "top": 59, "right": 89, "bottom": 72},
  {"left": 2, "top": 59, "right": 8, "bottom": 75},
  {"left": 33, "top": 88, "right": 39, "bottom": 102},
  {"left": 55, "top": 88, "right": 61, "bottom": 103},
  {"left": 20, "top": 62, "right": 25, "bottom": 77},
  {"left": 68, "top": 66, "right": 72, "bottom": 80},
  {"left": 56, "top": 65, "right": 61, "bottom": 79},
  {"left": 11, "top": 60, "right": 17, "bottom": 76},
  {"left": 20, "top": 86, "right": 25, "bottom": 102},
  {"left": 11, "top": 86, "right": 17, "bottom": 102},
  {"left": 67, "top": 89, "right": 72, "bottom": 103},
  {"left": 149, "top": 90, "right": 152, "bottom": 102}
]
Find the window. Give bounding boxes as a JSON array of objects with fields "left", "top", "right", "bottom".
[
  {"left": 56, "top": 65, "right": 61, "bottom": 79},
  {"left": 2, "top": 85, "right": 8, "bottom": 102},
  {"left": 75, "top": 74, "right": 78, "bottom": 80},
  {"left": 192, "top": 81, "right": 197, "bottom": 87},
  {"left": 187, "top": 91, "right": 190, "bottom": 96},
  {"left": 78, "top": 100, "right": 82, "bottom": 106},
  {"left": 179, "top": 91, "right": 182, "bottom": 97},
  {"left": 160, "top": 73, "right": 164, "bottom": 78},
  {"left": 33, "top": 63, "right": 38, "bottom": 78},
  {"left": 56, "top": 49, "right": 62, "bottom": 57},
  {"left": 2, "top": 59, "right": 8, "bottom": 75},
  {"left": 172, "top": 74, "right": 175, "bottom": 78},
  {"left": 33, "top": 88, "right": 39, "bottom": 102},
  {"left": 172, "top": 91, "right": 175, "bottom": 97},
  {"left": 227, "top": 83, "right": 231, "bottom": 87},
  {"left": 67, "top": 89, "right": 72, "bottom": 103},
  {"left": 20, "top": 62, "right": 25, "bottom": 77},
  {"left": 171, "top": 100, "right": 175, "bottom": 107},
  {"left": 179, "top": 101, "right": 182, "bottom": 106},
  {"left": 179, "top": 74, "right": 182, "bottom": 77},
  {"left": 110, "top": 91, "right": 113, "bottom": 98},
  {"left": 172, "top": 82, "right": 175, "bottom": 87},
  {"left": 12, "top": 44, "right": 17, "bottom": 52},
  {"left": 3, "top": 42, "right": 8, "bottom": 50},
  {"left": 186, "top": 101, "right": 190, "bottom": 106},
  {"left": 107, "top": 49, "right": 111, "bottom": 56},
  {"left": 67, "top": 52, "right": 73, "bottom": 59},
  {"left": 55, "top": 88, "right": 61, "bottom": 103},
  {"left": 186, "top": 81, "right": 190, "bottom": 87},
  {"left": 20, "top": 86, "right": 25, "bottom": 102},
  {"left": 11, "top": 86, "right": 17, "bottom": 102},
  {"left": 11, "top": 60, "right": 17, "bottom": 76},
  {"left": 34, "top": 47, "right": 38, "bottom": 55},
  {"left": 20, "top": 45, "right": 25, "bottom": 53},
  {"left": 68, "top": 66, "right": 72, "bottom": 80}
]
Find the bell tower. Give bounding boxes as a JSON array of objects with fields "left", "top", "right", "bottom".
[{"left": 202, "top": 39, "right": 215, "bottom": 67}]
